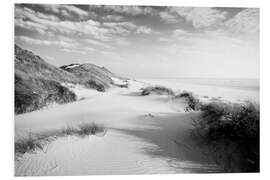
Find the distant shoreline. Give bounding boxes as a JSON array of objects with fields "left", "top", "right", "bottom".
[{"left": 138, "top": 77, "right": 259, "bottom": 91}]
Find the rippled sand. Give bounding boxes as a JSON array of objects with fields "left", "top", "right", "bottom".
[{"left": 15, "top": 80, "right": 223, "bottom": 176}]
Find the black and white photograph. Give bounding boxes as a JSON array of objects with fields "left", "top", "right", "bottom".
[{"left": 14, "top": 3, "right": 259, "bottom": 176}]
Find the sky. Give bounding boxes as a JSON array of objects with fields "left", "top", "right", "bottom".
[{"left": 14, "top": 4, "right": 259, "bottom": 79}]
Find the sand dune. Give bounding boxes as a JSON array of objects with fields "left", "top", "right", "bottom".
[{"left": 15, "top": 79, "right": 250, "bottom": 176}]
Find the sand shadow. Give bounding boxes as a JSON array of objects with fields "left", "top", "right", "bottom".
[{"left": 111, "top": 112, "right": 223, "bottom": 173}]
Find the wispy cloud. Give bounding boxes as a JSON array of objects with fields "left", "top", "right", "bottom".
[
  {"left": 15, "top": 6, "right": 60, "bottom": 21},
  {"left": 14, "top": 4, "right": 259, "bottom": 78},
  {"left": 224, "top": 8, "right": 259, "bottom": 35},
  {"left": 101, "top": 5, "right": 157, "bottom": 16},
  {"left": 172, "top": 7, "right": 227, "bottom": 29},
  {"left": 42, "top": 4, "right": 90, "bottom": 19},
  {"left": 159, "top": 11, "right": 178, "bottom": 23},
  {"left": 172, "top": 29, "right": 191, "bottom": 37},
  {"left": 136, "top": 26, "right": 157, "bottom": 34},
  {"left": 102, "top": 21, "right": 137, "bottom": 35},
  {"left": 15, "top": 36, "right": 76, "bottom": 48},
  {"left": 159, "top": 7, "right": 227, "bottom": 29},
  {"left": 15, "top": 5, "right": 158, "bottom": 43},
  {"left": 15, "top": 6, "right": 108, "bottom": 39},
  {"left": 85, "top": 39, "right": 112, "bottom": 48},
  {"left": 102, "top": 14, "right": 125, "bottom": 22},
  {"left": 61, "top": 48, "right": 88, "bottom": 54}
]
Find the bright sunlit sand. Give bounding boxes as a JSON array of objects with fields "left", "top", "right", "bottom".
[
  {"left": 14, "top": 4, "right": 259, "bottom": 176},
  {"left": 15, "top": 78, "right": 258, "bottom": 176}
]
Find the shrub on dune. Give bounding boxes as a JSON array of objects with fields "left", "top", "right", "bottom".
[
  {"left": 15, "top": 133, "right": 45, "bottom": 154},
  {"left": 175, "top": 91, "right": 201, "bottom": 111},
  {"left": 193, "top": 101, "right": 259, "bottom": 172},
  {"left": 61, "top": 125, "right": 78, "bottom": 135},
  {"left": 141, "top": 86, "right": 175, "bottom": 96},
  {"left": 85, "top": 80, "right": 106, "bottom": 92},
  {"left": 77, "top": 123, "right": 106, "bottom": 136},
  {"left": 61, "top": 123, "right": 106, "bottom": 137}
]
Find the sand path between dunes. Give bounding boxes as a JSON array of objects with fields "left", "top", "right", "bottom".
[{"left": 15, "top": 81, "right": 222, "bottom": 176}]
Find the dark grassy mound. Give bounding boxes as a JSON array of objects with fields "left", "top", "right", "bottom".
[
  {"left": 15, "top": 134, "right": 44, "bottom": 154},
  {"left": 15, "top": 75, "right": 76, "bottom": 114},
  {"left": 85, "top": 80, "right": 106, "bottom": 92},
  {"left": 175, "top": 91, "right": 201, "bottom": 111},
  {"left": 193, "top": 101, "right": 259, "bottom": 172},
  {"left": 15, "top": 45, "right": 79, "bottom": 83},
  {"left": 141, "top": 86, "right": 175, "bottom": 96},
  {"left": 15, "top": 45, "right": 79, "bottom": 114},
  {"left": 139, "top": 84, "right": 259, "bottom": 172},
  {"left": 15, "top": 45, "right": 120, "bottom": 114},
  {"left": 60, "top": 63, "right": 114, "bottom": 92},
  {"left": 77, "top": 122, "right": 106, "bottom": 137}
]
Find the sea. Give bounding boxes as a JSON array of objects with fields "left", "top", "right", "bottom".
[{"left": 139, "top": 78, "right": 259, "bottom": 103}]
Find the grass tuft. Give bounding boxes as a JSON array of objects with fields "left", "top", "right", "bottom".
[
  {"left": 141, "top": 86, "right": 175, "bottom": 96},
  {"left": 15, "top": 123, "right": 107, "bottom": 156},
  {"left": 15, "top": 133, "right": 45, "bottom": 154},
  {"left": 61, "top": 122, "right": 106, "bottom": 137},
  {"left": 77, "top": 122, "right": 106, "bottom": 136},
  {"left": 175, "top": 91, "right": 201, "bottom": 111},
  {"left": 61, "top": 125, "right": 78, "bottom": 135}
]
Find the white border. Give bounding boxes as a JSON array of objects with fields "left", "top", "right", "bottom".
[{"left": 0, "top": 0, "right": 269, "bottom": 180}]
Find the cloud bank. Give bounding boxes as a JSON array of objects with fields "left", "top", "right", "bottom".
[{"left": 15, "top": 4, "right": 259, "bottom": 78}]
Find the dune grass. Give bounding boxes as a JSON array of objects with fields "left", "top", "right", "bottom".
[
  {"left": 173, "top": 89, "right": 259, "bottom": 172},
  {"left": 139, "top": 84, "right": 259, "bottom": 172},
  {"left": 15, "top": 123, "right": 107, "bottom": 156},
  {"left": 61, "top": 122, "right": 106, "bottom": 137},
  {"left": 77, "top": 122, "right": 106, "bottom": 136},
  {"left": 140, "top": 86, "right": 200, "bottom": 112},
  {"left": 174, "top": 91, "right": 201, "bottom": 111},
  {"left": 61, "top": 125, "right": 78, "bottom": 136},
  {"left": 192, "top": 101, "right": 259, "bottom": 172},
  {"left": 141, "top": 86, "right": 175, "bottom": 96},
  {"left": 164, "top": 84, "right": 259, "bottom": 172},
  {"left": 15, "top": 133, "right": 45, "bottom": 154}
]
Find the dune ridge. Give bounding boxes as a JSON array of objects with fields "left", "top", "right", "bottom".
[
  {"left": 15, "top": 46, "right": 259, "bottom": 175},
  {"left": 15, "top": 45, "right": 126, "bottom": 114}
]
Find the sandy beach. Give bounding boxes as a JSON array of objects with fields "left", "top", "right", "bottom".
[
  {"left": 14, "top": 78, "right": 258, "bottom": 176},
  {"left": 11, "top": 4, "right": 260, "bottom": 176}
]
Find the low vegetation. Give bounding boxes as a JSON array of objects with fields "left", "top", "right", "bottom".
[
  {"left": 15, "top": 123, "right": 106, "bottom": 156},
  {"left": 60, "top": 63, "right": 113, "bottom": 91},
  {"left": 77, "top": 123, "right": 106, "bottom": 136},
  {"left": 61, "top": 125, "right": 78, "bottom": 135},
  {"left": 85, "top": 80, "right": 106, "bottom": 92},
  {"left": 174, "top": 91, "right": 201, "bottom": 111},
  {"left": 148, "top": 85, "right": 260, "bottom": 172},
  {"left": 15, "top": 76, "right": 77, "bottom": 114},
  {"left": 114, "top": 83, "right": 129, "bottom": 88},
  {"left": 141, "top": 86, "right": 175, "bottom": 96},
  {"left": 15, "top": 45, "right": 118, "bottom": 114},
  {"left": 15, "top": 133, "right": 46, "bottom": 154},
  {"left": 193, "top": 101, "right": 259, "bottom": 172}
]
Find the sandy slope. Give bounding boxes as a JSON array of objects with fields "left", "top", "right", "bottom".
[{"left": 15, "top": 80, "right": 224, "bottom": 176}]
